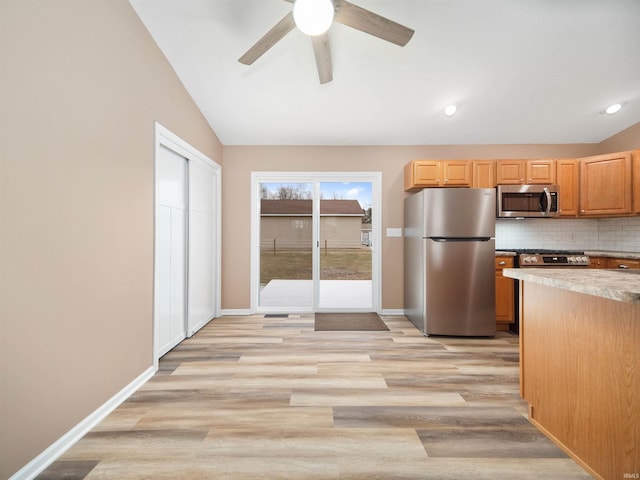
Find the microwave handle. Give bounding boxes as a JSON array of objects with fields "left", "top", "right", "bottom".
[{"left": 542, "top": 187, "right": 552, "bottom": 216}]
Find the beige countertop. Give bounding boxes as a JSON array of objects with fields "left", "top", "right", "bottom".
[{"left": 503, "top": 268, "right": 640, "bottom": 303}]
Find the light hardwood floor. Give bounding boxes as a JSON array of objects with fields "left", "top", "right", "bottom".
[{"left": 39, "top": 314, "right": 593, "bottom": 479}]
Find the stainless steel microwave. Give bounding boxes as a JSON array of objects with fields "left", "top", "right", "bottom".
[{"left": 496, "top": 184, "right": 560, "bottom": 218}]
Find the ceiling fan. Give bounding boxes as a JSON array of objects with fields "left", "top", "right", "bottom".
[{"left": 238, "top": 0, "right": 414, "bottom": 84}]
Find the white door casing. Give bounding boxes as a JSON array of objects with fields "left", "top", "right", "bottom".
[{"left": 251, "top": 171, "right": 381, "bottom": 313}]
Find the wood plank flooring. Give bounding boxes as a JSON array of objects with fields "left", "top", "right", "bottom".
[{"left": 39, "top": 314, "right": 593, "bottom": 479}]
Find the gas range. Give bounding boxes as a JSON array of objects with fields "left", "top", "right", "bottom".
[{"left": 510, "top": 249, "right": 591, "bottom": 267}]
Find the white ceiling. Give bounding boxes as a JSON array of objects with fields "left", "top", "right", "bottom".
[{"left": 129, "top": 0, "right": 640, "bottom": 146}]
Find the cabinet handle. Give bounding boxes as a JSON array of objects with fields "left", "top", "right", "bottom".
[
  {"left": 618, "top": 264, "right": 629, "bottom": 269},
  {"left": 499, "top": 261, "right": 506, "bottom": 266}
]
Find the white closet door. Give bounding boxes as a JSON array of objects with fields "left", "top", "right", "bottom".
[
  {"left": 188, "top": 160, "right": 217, "bottom": 333},
  {"left": 157, "top": 145, "right": 188, "bottom": 356}
]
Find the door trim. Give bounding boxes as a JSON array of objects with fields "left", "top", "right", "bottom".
[
  {"left": 153, "top": 123, "right": 221, "bottom": 369},
  {"left": 250, "top": 171, "right": 381, "bottom": 314}
]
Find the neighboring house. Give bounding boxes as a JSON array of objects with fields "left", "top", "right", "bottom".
[{"left": 261, "top": 199, "right": 365, "bottom": 250}]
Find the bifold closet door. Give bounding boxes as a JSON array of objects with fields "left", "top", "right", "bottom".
[
  {"left": 157, "top": 146, "right": 188, "bottom": 356},
  {"left": 187, "top": 160, "right": 217, "bottom": 334}
]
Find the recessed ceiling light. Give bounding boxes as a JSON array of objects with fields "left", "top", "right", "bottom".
[
  {"left": 444, "top": 104, "right": 457, "bottom": 117},
  {"left": 604, "top": 103, "right": 623, "bottom": 115}
]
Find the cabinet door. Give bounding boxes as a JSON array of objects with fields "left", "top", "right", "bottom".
[
  {"left": 634, "top": 150, "right": 640, "bottom": 214},
  {"left": 556, "top": 159, "right": 579, "bottom": 216},
  {"left": 404, "top": 161, "right": 436, "bottom": 190},
  {"left": 579, "top": 152, "right": 632, "bottom": 216},
  {"left": 472, "top": 160, "right": 496, "bottom": 188},
  {"left": 404, "top": 160, "right": 442, "bottom": 190},
  {"left": 589, "top": 256, "right": 607, "bottom": 269},
  {"left": 442, "top": 161, "right": 471, "bottom": 186},
  {"left": 495, "top": 256, "right": 514, "bottom": 328},
  {"left": 526, "top": 159, "right": 556, "bottom": 184},
  {"left": 607, "top": 258, "right": 640, "bottom": 269},
  {"left": 496, "top": 160, "right": 524, "bottom": 184}
]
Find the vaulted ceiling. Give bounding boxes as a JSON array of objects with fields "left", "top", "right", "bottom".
[{"left": 129, "top": 0, "right": 640, "bottom": 146}]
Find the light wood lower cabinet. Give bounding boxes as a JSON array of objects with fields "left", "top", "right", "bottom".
[
  {"left": 520, "top": 282, "right": 640, "bottom": 480},
  {"left": 607, "top": 257, "right": 640, "bottom": 269},
  {"left": 588, "top": 256, "right": 607, "bottom": 269},
  {"left": 589, "top": 256, "right": 640, "bottom": 269},
  {"left": 495, "top": 256, "right": 514, "bottom": 330}
]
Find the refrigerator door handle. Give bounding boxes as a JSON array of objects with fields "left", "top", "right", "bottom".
[{"left": 430, "top": 237, "right": 492, "bottom": 242}]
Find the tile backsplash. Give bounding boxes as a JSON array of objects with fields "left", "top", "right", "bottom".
[{"left": 495, "top": 216, "right": 640, "bottom": 252}]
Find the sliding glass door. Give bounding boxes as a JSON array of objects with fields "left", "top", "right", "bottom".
[
  {"left": 258, "top": 182, "right": 314, "bottom": 309},
  {"left": 253, "top": 173, "right": 380, "bottom": 313},
  {"left": 317, "top": 181, "right": 373, "bottom": 309}
]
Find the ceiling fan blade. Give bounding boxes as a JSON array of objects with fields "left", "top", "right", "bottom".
[
  {"left": 238, "top": 12, "right": 296, "bottom": 65},
  {"left": 333, "top": 0, "right": 414, "bottom": 47},
  {"left": 311, "top": 32, "right": 333, "bottom": 84}
]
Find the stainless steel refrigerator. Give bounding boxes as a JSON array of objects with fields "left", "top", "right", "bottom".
[{"left": 404, "top": 188, "right": 496, "bottom": 336}]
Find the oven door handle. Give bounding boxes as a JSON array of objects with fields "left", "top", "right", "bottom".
[{"left": 542, "top": 187, "right": 552, "bottom": 216}]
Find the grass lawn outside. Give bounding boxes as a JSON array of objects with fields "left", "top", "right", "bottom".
[{"left": 260, "top": 248, "right": 372, "bottom": 284}]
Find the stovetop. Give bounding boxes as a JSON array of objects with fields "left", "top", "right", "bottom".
[{"left": 507, "top": 249, "right": 591, "bottom": 267}]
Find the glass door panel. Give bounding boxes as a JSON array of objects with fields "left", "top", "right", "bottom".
[
  {"left": 317, "top": 181, "right": 373, "bottom": 310},
  {"left": 258, "top": 182, "right": 313, "bottom": 309}
]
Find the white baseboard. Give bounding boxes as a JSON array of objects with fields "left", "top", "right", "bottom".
[
  {"left": 10, "top": 366, "right": 155, "bottom": 480},
  {"left": 380, "top": 309, "right": 406, "bottom": 316}
]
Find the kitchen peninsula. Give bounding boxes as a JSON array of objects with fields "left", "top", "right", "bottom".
[{"left": 504, "top": 268, "right": 640, "bottom": 480}]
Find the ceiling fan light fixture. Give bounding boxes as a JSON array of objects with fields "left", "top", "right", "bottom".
[{"left": 293, "top": 0, "right": 335, "bottom": 36}]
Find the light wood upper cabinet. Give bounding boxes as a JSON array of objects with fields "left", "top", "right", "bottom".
[
  {"left": 579, "top": 151, "right": 632, "bottom": 216},
  {"left": 634, "top": 149, "right": 640, "bottom": 214},
  {"left": 496, "top": 159, "right": 556, "bottom": 185},
  {"left": 404, "top": 160, "right": 471, "bottom": 191},
  {"left": 404, "top": 160, "right": 440, "bottom": 190},
  {"left": 526, "top": 159, "right": 556, "bottom": 184},
  {"left": 472, "top": 160, "right": 496, "bottom": 188},
  {"left": 496, "top": 160, "right": 524, "bottom": 184},
  {"left": 442, "top": 160, "right": 472, "bottom": 186},
  {"left": 556, "top": 159, "right": 579, "bottom": 216}
]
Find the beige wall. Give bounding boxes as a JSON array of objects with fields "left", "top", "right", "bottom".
[
  {"left": 0, "top": 1, "right": 221, "bottom": 477},
  {"left": 221, "top": 144, "right": 599, "bottom": 311},
  {"left": 596, "top": 121, "right": 640, "bottom": 154}
]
